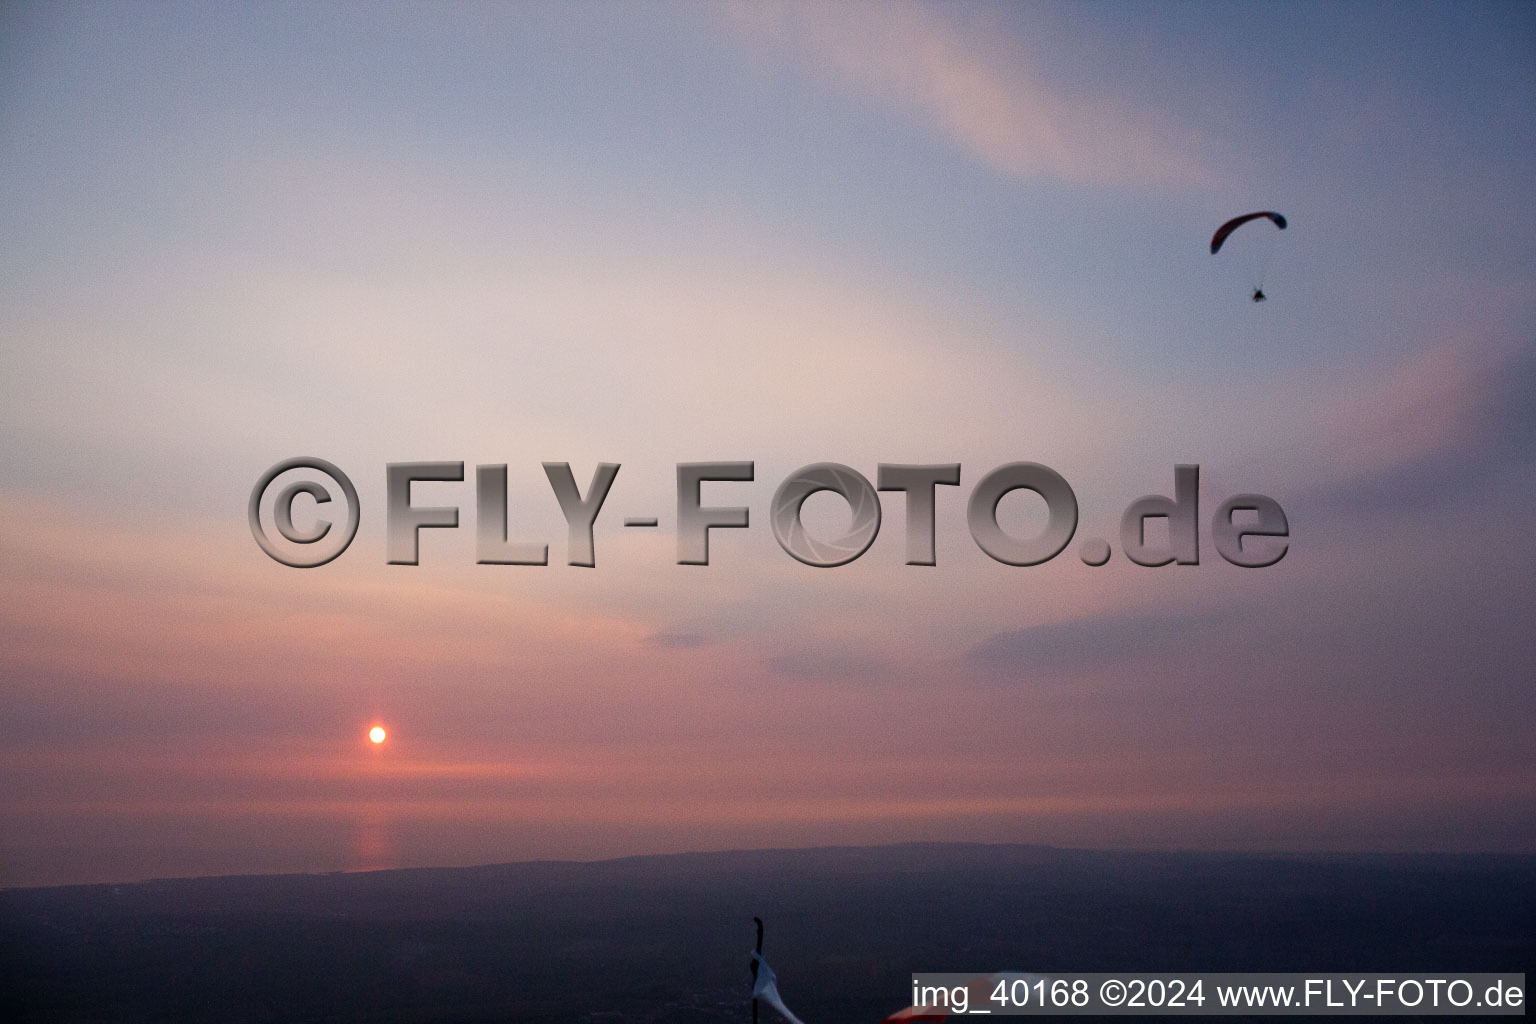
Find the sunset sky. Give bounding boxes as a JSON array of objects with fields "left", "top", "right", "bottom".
[{"left": 2, "top": 2, "right": 1533, "bottom": 886}]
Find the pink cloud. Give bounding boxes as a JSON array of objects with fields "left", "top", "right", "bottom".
[{"left": 721, "top": 1, "right": 1217, "bottom": 189}]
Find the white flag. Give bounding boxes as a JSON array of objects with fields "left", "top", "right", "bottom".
[{"left": 751, "top": 951, "right": 809, "bottom": 1024}]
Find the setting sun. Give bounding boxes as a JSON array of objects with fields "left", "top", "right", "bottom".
[{"left": 368, "top": 726, "right": 386, "bottom": 744}]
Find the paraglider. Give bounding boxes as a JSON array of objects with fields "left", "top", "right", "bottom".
[{"left": 1210, "top": 211, "right": 1286, "bottom": 301}]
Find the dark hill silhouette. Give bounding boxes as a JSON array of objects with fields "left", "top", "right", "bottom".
[{"left": 2, "top": 843, "right": 1531, "bottom": 1022}]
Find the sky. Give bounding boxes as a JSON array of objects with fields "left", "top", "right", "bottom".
[{"left": 1, "top": 1, "right": 1533, "bottom": 887}]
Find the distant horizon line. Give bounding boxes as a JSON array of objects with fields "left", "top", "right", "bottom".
[{"left": 8, "top": 839, "right": 1531, "bottom": 892}]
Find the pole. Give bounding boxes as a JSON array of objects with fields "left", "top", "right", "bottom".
[{"left": 751, "top": 916, "right": 764, "bottom": 1023}]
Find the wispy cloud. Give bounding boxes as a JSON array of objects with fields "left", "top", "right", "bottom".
[
  {"left": 647, "top": 630, "right": 712, "bottom": 649},
  {"left": 1265, "top": 340, "right": 1536, "bottom": 519},
  {"left": 766, "top": 647, "right": 888, "bottom": 683},
  {"left": 720, "top": 1, "right": 1216, "bottom": 189},
  {"left": 969, "top": 610, "right": 1199, "bottom": 678}
]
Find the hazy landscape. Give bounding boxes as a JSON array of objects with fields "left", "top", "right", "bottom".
[{"left": 3, "top": 843, "right": 1531, "bottom": 1023}]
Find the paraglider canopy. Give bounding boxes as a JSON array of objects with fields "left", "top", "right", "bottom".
[{"left": 1210, "top": 211, "right": 1286, "bottom": 254}]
